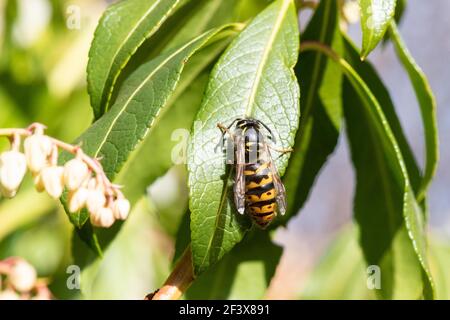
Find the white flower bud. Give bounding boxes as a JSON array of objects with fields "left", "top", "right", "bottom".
[
  {"left": 90, "top": 207, "right": 115, "bottom": 228},
  {"left": 86, "top": 188, "right": 106, "bottom": 215},
  {"left": 33, "top": 172, "right": 45, "bottom": 192},
  {"left": 64, "top": 158, "right": 89, "bottom": 190},
  {"left": 68, "top": 187, "right": 88, "bottom": 212},
  {"left": 31, "top": 291, "right": 52, "bottom": 300},
  {"left": 0, "top": 289, "right": 20, "bottom": 300},
  {"left": 87, "top": 177, "right": 97, "bottom": 190},
  {"left": 343, "top": 0, "right": 360, "bottom": 24},
  {"left": 0, "top": 184, "right": 17, "bottom": 198},
  {"left": 9, "top": 260, "right": 37, "bottom": 293},
  {"left": 113, "top": 198, "right": 130, "bottom": 220},
  {"left": 0, "top": 151, "right": 27, "bottom": 194},
  {"left": 24, "top": 134, "right": 53, "bottom": 173},
  {"left": 41, "top": 166, "right": 65, "bottom": 198}
]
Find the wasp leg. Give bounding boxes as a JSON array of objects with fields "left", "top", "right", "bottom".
[
  {"left": 268, "top": 145, "right": 293, "bottom": 160},
  {"left": 217, "top": 123, "right": 235, "bottom": 138},
  {"left": 215, "top": 123, "right": 235, "bottom": 153},
  {"left": 268, "top": 145, "right": 293, "bottom": 154}
]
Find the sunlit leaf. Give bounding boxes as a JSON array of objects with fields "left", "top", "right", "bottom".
[
  {"left": 359, "top": 0, "right": 396, "bottom": 59},
  {"left": 188, "top": 0, "right": 300, "bottom": 275},
  {"left": 63, "top": 26, "right": 238, "bottom": 251},
  {"left": 87, "top": 0, "right": 182, "bottom": 119},
  {"left": 389, "top": 22, "right": 439, "bottom": 201},
  {"left": 339, "top": 43, "right": 435, "bottom": 298},
  {"left": 115, "top": 39, "right": 233, "bottom": 206}
]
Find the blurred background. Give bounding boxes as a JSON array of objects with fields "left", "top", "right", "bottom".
[{"left": 0, "top": 0, "right": 448, "bottom": 299}]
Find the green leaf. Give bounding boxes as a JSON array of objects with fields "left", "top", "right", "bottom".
[
  {"left": 394, "top": 0, "right": 406, "bottom": 23},
  {"left": 301, "top": 226, "right": 376, "bottom": 300},
  {"left": 74, "top": 197, "right": 172, "bottom": 299},
  {"left": 188, "top": 0, "right": 300, "bottom": 275},
  {"left": 87, "top": 0, "right": 182, "bottom": 119},
  {"left": 359, "top": 0, "right": 396, "bottom": 59},
  {"left": 389, "top": 22, "right": 439, "bottom": 201},
  {"left": 338, "top": 48, "right": 434, "bottom": 298},
  {"left": 164, "top": 0, "right": 261, "bottom": 51},
  {"left": 63, "top": 26, "right": 237, "bottom": 250},
  {"left": 282, "top": 0, "right": 343, "bottom": 222},
  {"left": 115, "top": 39, "right": 233, "bottom": 206},
  {"left": 186, "top": 230, "right": 282, "bottom": 299},
  {"left": 343, "top": 37, "right": 422, "bottom": 195},
  {"left": 382, "top": 0, "right": 406, "bottom": 43},
  {"left": 429, "top": 238, "right": 450, "bottom": 300}
]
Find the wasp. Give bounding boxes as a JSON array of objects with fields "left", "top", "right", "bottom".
[{"left": 217, "top": 118, "right": 291, "bottom": 229}]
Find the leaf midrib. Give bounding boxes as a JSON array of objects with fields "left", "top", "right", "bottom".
[
  {"left": 99, "top": 0, "right": 179, "bottom": 113},
  {"left": 245, "top": 0, "right": 291, "bottom": 117},
  {"left": 93, "top": 32, "right": 208, "bottom": 159},
  {"left": 198, "top": 0, "right": 292, "bottom": 270}
]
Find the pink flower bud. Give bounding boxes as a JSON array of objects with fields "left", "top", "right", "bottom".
[
  {"left": 113, "top": 198, "right": 130, "bottom": 220},
  {"left": 68, "top": 187, "right": 88, "bottom": 212},
  {"left": 64, "top": 158, "right": 89, "bottom": 190},
  {"left": 91, "top": 207, "right": 115, "bottom": 228},
  {"left": 86, "top": 188, "right": 106, "bottom": 215},
  {"left": 41, "top": 166, "right": 65, "bottom": 198},
  {"left": 24, "top": 134, "right": 52, "bottom": 173},
  {"left": 9, "top": 260, "right": 37, "bottom": 293},
  {"left": 0, "top": 151, "right": 27, "bottom": 194}
]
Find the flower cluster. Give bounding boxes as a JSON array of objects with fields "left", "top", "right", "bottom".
[
  {"left": 0, "top": 257, "right": 52, "bottom": 300},
  {"left": 0, "top": 123, "right": 130, "bottom": 228}
]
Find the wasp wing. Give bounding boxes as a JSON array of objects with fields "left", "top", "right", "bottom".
[
  {"left": 264, "top": 143, "right": 287, "bottom": 215},
  {"left": 233, "top": 134, "right": 246, "bottom": 214}
]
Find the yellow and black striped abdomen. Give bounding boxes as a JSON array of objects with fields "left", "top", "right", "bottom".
[{"left": 244, "top": 162, "right": 277, "bottom": 229}]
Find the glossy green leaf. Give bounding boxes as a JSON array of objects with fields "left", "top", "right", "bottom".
[
  {"left": 382, "top": 0, "right": 406, "bottom": 43},
  {"left": 87, "top": 0, "right": 182, "bottom": 119},
  {"left": 188, "top": 0, "right": 300, "bottom": 275},
  {"left": 343, "top": 37, "right": 422, "bottom": 195},
  {"left": 344, "top": 83, "right": 429, "bottom": 300},
  {"left": 63, "top": 26, "right": 237, "bottom": 249},
  {"left": 164, "top": 0, "right": 264, "bottom": 51},
  {"left": 282, "top": 0, "right": 342, "bottom": 222},
  {"left": 359, "top": 0, "right": 396, "bottom": 59},
  {"left": 338, "top": 50, "right": 434, "bottom": 298},
  {"left": 115, "top": 39, "right": 232, "bottom": 206},
  {"left": 186, "top": 230, "right": 282, "bottom": 299},
  {"left": 389, "top": 22, "right": 439, "bottom": 201}
]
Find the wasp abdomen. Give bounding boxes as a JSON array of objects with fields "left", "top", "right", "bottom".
[{"left": 244, "top": 162, "right": 277, "bottom": 229}]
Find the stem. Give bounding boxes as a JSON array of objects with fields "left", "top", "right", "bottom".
[
  {"left": 298, "top": 0, "right": 317, "bottom": 10},
  {"left": 300, "top": 41, "right": 341, "bottom": 64},
  {"left": 149, "top": 246, "right": 195, "bottom": 300}
]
